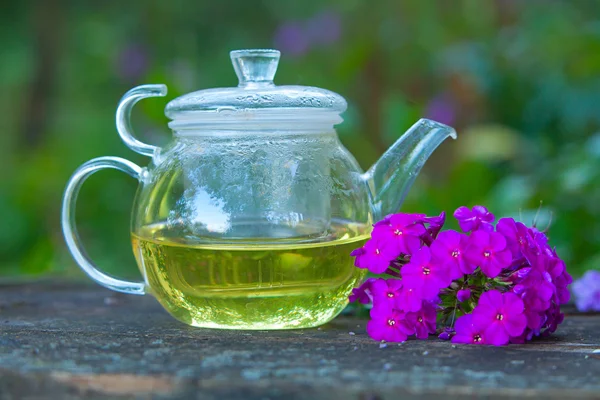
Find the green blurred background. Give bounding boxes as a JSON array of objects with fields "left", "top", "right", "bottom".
[{"left": 1, "top": 0, "right": 599, "bottom": 281}]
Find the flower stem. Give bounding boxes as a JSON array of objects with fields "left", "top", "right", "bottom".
[{"left": 449, "top": 295, "right": 459, "bottom": 328}]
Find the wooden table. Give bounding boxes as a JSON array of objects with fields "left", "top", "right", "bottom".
[{"left": 0, "top": 282, "right": 598, "bottom": 399}]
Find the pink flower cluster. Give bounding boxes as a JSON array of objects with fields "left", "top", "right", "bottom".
[{"left": 349, "top": 206, "right": 572, "bottom": 346}]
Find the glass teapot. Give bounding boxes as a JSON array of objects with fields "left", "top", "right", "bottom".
[{"left": 61, "top": 49, "right": 456, "bottom": 330}]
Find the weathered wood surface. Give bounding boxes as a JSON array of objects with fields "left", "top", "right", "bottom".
[{"left": 0, "top": 282, "right": 598, "bottom": 400}]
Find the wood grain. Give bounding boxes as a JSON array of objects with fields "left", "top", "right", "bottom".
[{"left": 0, "top": 281, "right": 598, "bottom": 399}]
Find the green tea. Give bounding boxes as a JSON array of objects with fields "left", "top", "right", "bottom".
[{"left": 132, "top": 222, "right": 369, "bottom": 329}]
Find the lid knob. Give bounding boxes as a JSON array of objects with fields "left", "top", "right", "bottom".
[{"left": 230, "top": 49, "right": 280, "bottom": 88}]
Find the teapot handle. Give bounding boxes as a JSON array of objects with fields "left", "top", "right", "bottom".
[
  {"left": 61, "top": 156, "right": 146, "bottom": 295},
  {"left": 116, "top": 84, "right": 167, "bottom": 157}
]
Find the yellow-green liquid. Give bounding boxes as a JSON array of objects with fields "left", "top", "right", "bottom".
[{"left": 132, "top": 222, "right": 368, "bottom": 329}]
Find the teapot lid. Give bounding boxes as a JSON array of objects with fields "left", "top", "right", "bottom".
[{"left": 165, "top": 49, "right": 347, "bottom": 129}]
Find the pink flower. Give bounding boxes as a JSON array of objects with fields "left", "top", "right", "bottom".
[
  {"left": 371, "top": 278, "right": 403, "bottom": 309},
  {"left": 438, "top": 326, "right": 455, "bottom": 341},
  {"left": 572, "top": 271, "right": 600, "bottom": 312},
  {"left": 350, "top": 237, "right": 401, "bottom": 274},
  {"left": 472, "top": 290, "right": 527, "bottom": 346},
  {"left": 402, "top": 246, "right": 451, "bottom": 299},
  {"left": 453, "top": 205, "right": 495, "bottom": 233},
  {"left": 404, "top": 301, "right": 437, "bottom": 339},
  {"left": 521, "top": 230, "right": 554, "bottom": 267},
  {"left": 419, "top": 211, "right": 446, "bottom": 245},
  {"left": 496, "top": 218, "right": 532, "bottom": 259},
  {"left": 513, "top": 268, "right": 554, "bottom": 312},
  {"left": 349, "top": 278, "right": 376, "bottom": 304},
  {"left": 366, "top": 305, "right": 413, "bottom": 343},
  {"left": 526, "top": 250, "right": 572, "bottom": 306},
  {"left": 464, "top": 231, "right": 512, "bottom": 278},
  {"left": 372, "top": 214, "right": 426, "bottom": 255},
  {"left": 348, "top": 208, "right": 568, "bottom": 345},
  {"left": 430, "top": 229, "right": 472, "bottom": 279},
  {"left": 452, "top": 314, "right": 486, "bottom": 345}
]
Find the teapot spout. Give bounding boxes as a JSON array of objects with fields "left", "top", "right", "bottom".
[{"left": 363, "top": 118, "right": 457, "bottom": 220}]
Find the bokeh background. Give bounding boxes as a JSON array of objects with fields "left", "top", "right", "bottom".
[{"left": 1, "top": 0, "right": 599, "bottom": 280}]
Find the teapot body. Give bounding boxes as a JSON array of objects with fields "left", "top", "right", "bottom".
[{"left": 130, "top": 128, "right": 371, "bottom": 328}]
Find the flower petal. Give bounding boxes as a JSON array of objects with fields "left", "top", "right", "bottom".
[
  {"left": 370, "top": 278, "right": 387, "bottom": 293},
  {"left": 458, "top": 258, "right": 477, "bottom": 275},
  {"left": 430, "top": 242, "right": 450, "bottom": 262},
  {"left": 503, "top": 292, "right": 525, "bottom": 314},
  {"left": 400, "top": 261, "right": 421, "bottom": 278},
  {"left": 453, "top": 206, "right": 472, "bottom": 220},
  {"left": 472, "top": 304, "right": 498, "bottom": 329},
  {"left": 453, "top": 314, "right": 475, "bottom": 336},
  {"left": 489, "top": 232, "right": 507, "bottom": 251},
  {"left": 496, "top": 218, "right": 516, "bottom": 236},
  {"left": 469, "top": 230, "right": 490, "bottom": 248},
  {"left": 387, "top": 328, "right": 408, "bottom": 343},
  {"left": 451, "top": 333, "right": 473, "bottom": 344},
  {"left": 399, "top": 319, "right": 416, "bottom": 335},
  {"left": 370, "top": 301, "right": 394, "bottom": 318},
  {"left": 438, "top": 230, "right": 461, "bottom": 247},
  {"left": 484, "top": 323, "right": 509, "bottom": 346},
  {"left": 478, "top": 290, "right": 503, "bottom": 309},
  {"left": 403, "top": 234, "right": 423, "bottom": 254},
  {"left": 526, "top": 311, "right": 543, "bottom": 330},
  {"left": 481, "top": 259, "right": 502, "bottom": 278},
  {"left": 504, "top": 313, "right": 527, "bottom": 337},
  {"left": 381, "top": 239, "right": 403, "bottom": 260},
  {"left": 366, "top": 319, "right": 386, "bottom": 341},
  {"left": 473, "top": 205, "right": 494, "bottom": 221},
  {"left": 387, "top": 279, "right": 403, "bottom": 291},
  {"left": 404, "top": 223, "right": 427, "bottom": 236},
  {"left": 350, "top": 247, "right": 366, "bottom": 257},
  {"left": 370, "top": 257, "right": 391, "bottom": 274},
  {"left": 412, "top": 246, "right": 431, "bottom": 265}
]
